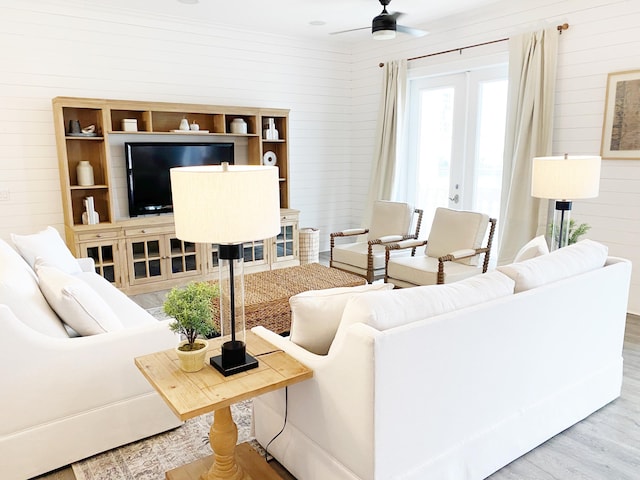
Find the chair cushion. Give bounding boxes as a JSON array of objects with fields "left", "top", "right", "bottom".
[
  {"left": 11, "top": 226, "right": 81, "bottom": 274},
  {"left": 0, "top": 239, "right": 68, "bottom": 337},
  {"left": 35, "top": 259, "right": 123, "bottom": 335},
  {"left": 289, "top": 282, "right": 394, "bottom": 355},
  {"left": 387, "top": 255, "right": 483, "bottom": 286},
  {"left": 497, "top": 239, "right": 608, "bottom": 293},
  {"left": 331, "top": 271, "right": 515, "bottom": 353},
  {"left": 514, "top": 235, "right": 549, "bottom": 262},
  {"left": 332, "top": 242, "right": 387, "bottom": 270},
  {"left": 368, "top": 201, "right": 413, "bottom": 241},
  {"left": 425, "top": 208, "right": 489, "bottom": 266}
]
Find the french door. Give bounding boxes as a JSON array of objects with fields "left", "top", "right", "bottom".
[{"left": 404, "top": 66, "right": 508, "bottom": 233}]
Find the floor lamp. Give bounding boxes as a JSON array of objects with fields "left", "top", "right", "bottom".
[
  {"left": 170, "top": 163, "right": 280, "bottom": 376},
  {"left": 531, "top": 154, "right": 601, "bottom": 250}
]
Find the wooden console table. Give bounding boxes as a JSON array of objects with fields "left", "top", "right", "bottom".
[{"left": 135, "top": 331, "right": 312, "bottom": 480}]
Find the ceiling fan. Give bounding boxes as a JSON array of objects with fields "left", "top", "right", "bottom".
[{"left": 330, "top": 0, "right": 428, "bottom": 40}]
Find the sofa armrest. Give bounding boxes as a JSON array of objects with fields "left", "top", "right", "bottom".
[
  {"left": 252, "top": 322, "right": 379, "bottom": 479},
  {"left": 77, "top": 257, "right": 96, "bottom": 272},
  {"left": 251, "top": 326, "right": 328, "bottom": 370},
  {"left": 0, "top": 305, "right": 178, "bottom": 435}
]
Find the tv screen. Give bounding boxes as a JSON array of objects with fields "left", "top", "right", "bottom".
[{"left": 125, "top": 142, "right": 234, "bottom": 217}]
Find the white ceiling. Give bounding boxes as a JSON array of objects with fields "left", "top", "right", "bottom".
[{"left": 83, "top": 0, "right": 502, "bottom": 42}]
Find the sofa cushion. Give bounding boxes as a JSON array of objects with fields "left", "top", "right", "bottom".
[
  {"left": 289, "top": 282, "right": 394, "bottom": 355},
  {"left": 498, "top": 239, "right": 608, "bottom": 293},
  {"left": 11, "top": 226, "right": 81, "bottom": 274},
  {"left": 0, "top": 239, "right": 69, "bottom": 338},
  {"left": 513, "top": 235, "right": 549, "bottom": 262},
  {"left": 35, "top": 259, "right": 123, "bottom": 335},
  {"left": 330, "top": 271, "right": 514, "bottom": 353}
]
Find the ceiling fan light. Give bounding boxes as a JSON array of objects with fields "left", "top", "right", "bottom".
[
  {"left": 373, "top": 29, "right": 396, "bottom": 40},
  {"left": 372, "top": 13, "right": 396, "bottom": 40}
]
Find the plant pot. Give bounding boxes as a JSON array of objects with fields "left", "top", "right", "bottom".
[{"left": 175, "top": 339, "right": 208, "bottom": 372}]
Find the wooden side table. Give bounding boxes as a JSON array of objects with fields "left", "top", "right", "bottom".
[{"left": 135, "top": 331, "right": 312, "bottom": 480}]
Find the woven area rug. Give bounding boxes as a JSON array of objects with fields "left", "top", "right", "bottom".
[{"left": 72, "top": 400, "right": 255, "bottom": 480}]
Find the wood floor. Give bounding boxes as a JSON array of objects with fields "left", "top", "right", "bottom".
[{"left": 34, "top": 309, "right": 639, "bottom": 480}]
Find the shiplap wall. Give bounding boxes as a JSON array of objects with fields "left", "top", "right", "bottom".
[
  {"left": 1, "top": 0, "right": 639, "bottom": 312},
  {"left": 349, "top": 0, "right": 640, "bottom": 313},
  {"left": 0, "top": 0, "right": 352, "bottom": 251}
]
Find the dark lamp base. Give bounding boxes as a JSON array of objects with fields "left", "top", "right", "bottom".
[{"left": 210, "top": 340, "right": 258, "bottom": 377}]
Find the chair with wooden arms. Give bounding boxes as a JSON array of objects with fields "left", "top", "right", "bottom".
[
  {"left": 330, "top": 200, "right": 423, "bottom": 283},
  {"left": 384, "top": 207, "right": 496, "bottom": 287}
]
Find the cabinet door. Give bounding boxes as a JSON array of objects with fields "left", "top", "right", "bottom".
[
  {"left": 126, "top": 236, "right": 166, "bottom": 285},
  {"left": 167, "top": 236, "right": 202, "bottom": 278},
  {"left": 126, "top": 234, "right": 201, "bottom": 286},
  {"left": 272, "top": 221, "right": 298, "bottom": 265},
  {"left": 205, "top": 240, "right": 268, "bottom": 276},
  {"left": 78, "top": 240, "right": 121, "bottom": 286}
]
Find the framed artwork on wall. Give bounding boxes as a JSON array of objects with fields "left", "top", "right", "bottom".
[{"left": 601, "top": 69, "right": 640, "bottom": 160}]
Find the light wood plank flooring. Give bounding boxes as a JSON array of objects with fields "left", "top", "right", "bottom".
[{"left": 34, "top": 286, "right": 639, "bottom": 480}]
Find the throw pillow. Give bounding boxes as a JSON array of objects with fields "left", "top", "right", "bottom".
[
  {"left": 11, "top": 226, "right": 81, "bottom": 274},
  {"left": 289, "top": 282, "right": 394, "bottom": 355},
  {"left": 497, "top": 239, "right": 608, "bottom": 293},
  {"left": 35, "top": 259, "right": 123, "bottom": 335},
  {"left": 0, "top": 239, "right": 68, "bottom": 338},
  {"left": 513, "top": 235, "right": 549, "bottom": 262}
]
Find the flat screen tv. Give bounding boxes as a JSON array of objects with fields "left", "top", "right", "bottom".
[{"left": 125, "top": 142, "right": 234, "bottom": 217}]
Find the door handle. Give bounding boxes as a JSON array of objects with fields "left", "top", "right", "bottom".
[{"left": 448, "top": 194, "right": 459, "bottom": 204}]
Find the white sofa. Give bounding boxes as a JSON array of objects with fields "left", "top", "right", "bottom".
[
  {"left": 252, "top": 240, "right": 632, "bottom": 480},
  {"left": 0, "top": 229, "right": 181, "bottom": 480}
]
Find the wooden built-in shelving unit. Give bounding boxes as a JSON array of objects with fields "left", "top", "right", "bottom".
[{"left": 52, "top": 97, "right": 297, "bottom": 294}]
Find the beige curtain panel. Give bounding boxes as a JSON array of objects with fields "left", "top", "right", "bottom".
[
  {"left": 364, "top": 59, "right": 407, "bottom": 226},
  {"left": 498, "top": 27, "right": 559, "bottom": 264}
]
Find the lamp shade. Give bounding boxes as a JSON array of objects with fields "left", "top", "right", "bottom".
[
  {"left": 531, "top": 155, "right": 601, "bottom": 200},
  {"left": 170, "top": 164, "right": 281, "bottom": 244}
]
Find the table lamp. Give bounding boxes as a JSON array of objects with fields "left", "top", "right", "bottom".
[
  {"left": 170, "top": 163, "right": 280, "bottom": 375},
  {"left": 531, "top": 154, "right": 601, "bottom": 250}
]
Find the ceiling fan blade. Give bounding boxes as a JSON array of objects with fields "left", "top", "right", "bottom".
[
  {"left": 397, "top": 24, "right": 428, "bottom": 37},
  {"left": 390, "top": 11, "right": 405, "bottom": 21},
  {"left": 329, "top": 26, "right": 370, "bottom": 35}
]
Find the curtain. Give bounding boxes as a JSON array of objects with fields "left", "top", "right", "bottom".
[
  {"left": 363, "top": 59, "right": 407, "bottom": 226},
  {"left": 497, "top": 28, "right": 559, "bottom": 264}
]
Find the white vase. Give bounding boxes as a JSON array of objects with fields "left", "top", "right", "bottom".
[{"left": 76, "top": 161, "right": 94, "bottom": 186}]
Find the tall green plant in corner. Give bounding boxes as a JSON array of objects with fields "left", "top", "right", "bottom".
[{"left": 164, "top": 281, "right": 219, "bottom": 352}]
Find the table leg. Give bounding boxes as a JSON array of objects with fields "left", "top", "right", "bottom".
[{"left": 201, "top": 406, "right": 251, "bottom": 480}]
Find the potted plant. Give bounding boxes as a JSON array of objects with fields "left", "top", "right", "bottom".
[
  {"left": 548, "top": 219, "right": 591, "bottom": 247},
  {"left": 164, "top": 281, "right": 220, "bottom": 372}
]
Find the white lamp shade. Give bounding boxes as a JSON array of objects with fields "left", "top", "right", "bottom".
[
  {"left": 531, "top": 155, "right": 601, "bottom": 200},
  {"left": 170, "top": 164, "right": 281, "bottom": 244}
]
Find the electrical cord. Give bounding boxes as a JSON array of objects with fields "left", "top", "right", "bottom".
[{"left": 263, "top": 386, "right": 288, "bottom": 463}]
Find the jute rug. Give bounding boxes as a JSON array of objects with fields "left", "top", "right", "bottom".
[{"left": 72, "top": 400, "right": 255, "bottom": 480}]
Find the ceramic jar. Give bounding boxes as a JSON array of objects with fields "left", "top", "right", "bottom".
[
  {"left": 76, "top": 161, "right": 94, "bottom": 186},
  {"left": 230, "top": 118, "right": 248, "bottom": 134}
]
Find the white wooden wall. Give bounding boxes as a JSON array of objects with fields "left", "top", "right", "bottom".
[
  {"left": 1, "top": 0, "right": 639, "bottom": 312},
  {"left": 349, "top": 0, "right": 640, "bottom": 314},
  {"left": 0, "top": 0, "right": 351, "bottom": 251}
]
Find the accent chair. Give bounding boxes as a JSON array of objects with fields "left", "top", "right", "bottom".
[
  {"left": 384, "top": 207, "right": 496, "bottom": 287},
  {"left": 330, "top": 201, "right": 423, "bottom": 283}
]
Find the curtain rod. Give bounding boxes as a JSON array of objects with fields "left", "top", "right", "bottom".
[{"left": 379, "top": 23, "right": 569, "bottom": 68}]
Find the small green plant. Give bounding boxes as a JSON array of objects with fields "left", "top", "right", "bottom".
[
  {"left": 548, "top": 219, "right": 591, "bottom": 247},
  {"left": 164, "top": 282, "right": 219, "bottom": 351}
]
